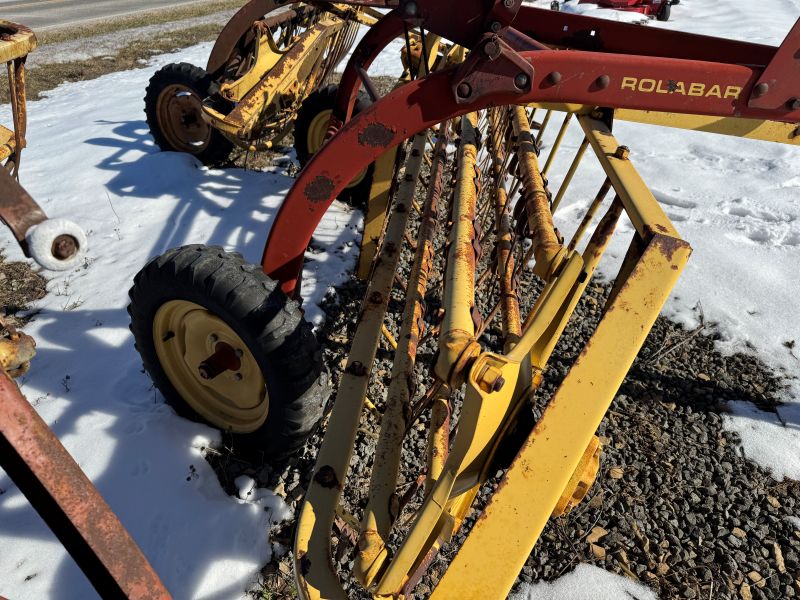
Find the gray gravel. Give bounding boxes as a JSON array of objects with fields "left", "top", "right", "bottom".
[{"left": 204, "top": 132, "right": 800, "bottom": 600}]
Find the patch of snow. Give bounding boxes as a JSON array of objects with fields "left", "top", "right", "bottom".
[
  {"left": 0, "top": 42, "right": 341, "bottom": 599},
  {"left": 723, "top": 400, "right": 800, "bottom": 482},
  {"left": 524, "top": 0, "right": 800, "bottom": 483},
  {"left": 525, "top": 0, "right": 650, "bottom": 24},
  {"left": 509, "top": 564, "right": 657, "bottom": 600}
]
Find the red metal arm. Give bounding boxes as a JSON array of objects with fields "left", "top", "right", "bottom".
[
  {"left": 0, "top": 372, "right": 171, "bottom": 599},
  {"left": 262, "top": 34, "right": 799, "bottom": 297}
]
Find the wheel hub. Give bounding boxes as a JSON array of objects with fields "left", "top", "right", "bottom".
[
  {"left": 157, "top": 84, "right": 213, "bottom": 153},
  {"left": 153, "top": 300, "right": 268, "bottom": 433}
]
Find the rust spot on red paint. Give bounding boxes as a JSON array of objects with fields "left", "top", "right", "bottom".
[
  {"left": 304, "top": 176, "right": 336, "bottom": 204},
  {"left": 358, "top": 123, "right": 395, "bottom": 148}
]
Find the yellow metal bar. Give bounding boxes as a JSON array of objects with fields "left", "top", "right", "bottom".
[
  {"left": 434, "top": 113, "right": 480, "bottom": 385},
  {"left": 357, "top": 149, "right": 399, "bottom": 279},
  {"left": 616, "top": 109, "right": 800, "bottom": 146},
  {"left": 579, "top": 115, "right": 679, "bottom": 239},
  {"left": 541, "top": 112, "right": 573, "bottom": 177},
  {"left": 566, "top": 178, "right": 613, "bottom": 252},
  {"left": 535, "top": 109, "right": 553, "bottom": 146},
  {"left": 293, "top": 134, "right": 428, "bottom": 600},
  {"left": 510, "top": 106, "right": 565, "bottom": 280},
  {"left": 550, "top": 136, "right": 589, "bottom": 214},
  {"left": 204, "top": 18, "right": 338, "bottom": 138},
  {"left": 431, "top": 234, "right": 691, "bottom": 600},
  {"left": 356, "top": 126, "right": 450, "bottom": 587}
]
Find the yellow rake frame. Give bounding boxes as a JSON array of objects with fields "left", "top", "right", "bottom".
[{"left": 292, "top": 97, "right": 693, "bottom": 599}]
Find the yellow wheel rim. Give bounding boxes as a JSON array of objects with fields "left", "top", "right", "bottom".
[
  {"left": 153, "top": 300, "right": 268, "bottom": 433},
  {"left": 307, "top": 109, "right": 368, "bottom": 189}
]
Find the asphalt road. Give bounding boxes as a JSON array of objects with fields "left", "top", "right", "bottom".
[{"left": 0, "top": 0, "right": 221, "bottom": 30}]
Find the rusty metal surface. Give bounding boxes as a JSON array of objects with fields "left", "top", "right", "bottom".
[
  {"left": 0, "top": 20, "right": 37, "bottom": 63},
  {"left": 206, "top": 0, "right": 289, "bottom": 75},
  {"left": 0, "top": 371, "right": 172, "bottom": 599},
  {"left": 355, "top": 125, "right": 451, "bottom": 586},
  {"left": 0, "top": 166, "right": 47, "bottom": 244},
  {"left": 510, "top": 106, "right": 564, "bottom": 280},
  {"left": 748, "top": 18, "right": 800, "bottom": 110},
  {"left": 0, "top": 323, "right": 35, "bottom": 378},
  {"left": 488, "top": 108, "right": 521, "bottom": 348}
]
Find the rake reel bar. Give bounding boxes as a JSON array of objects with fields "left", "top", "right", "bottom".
[{"left": 252, "top": 2, "right": 800, "bottom": 599}]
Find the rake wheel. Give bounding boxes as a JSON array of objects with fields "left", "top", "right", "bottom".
[
  {"left": 145, "top": 63, "right": 234, "bottom": 165},
  {"left": 128, "top": 245, "right": 327, "bottom": 457},
  {"left": 293, "top": 84, "right": 376, "bottom": 211}
]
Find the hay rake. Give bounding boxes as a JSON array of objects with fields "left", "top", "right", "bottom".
[
  {"left": 251, "top": 2, "right": 800, "bottom": 599},
  {"left": 2, "top": 0, "right": 800, "bottom": 598}
]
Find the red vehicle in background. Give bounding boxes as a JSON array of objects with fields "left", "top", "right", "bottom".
[{"left": 552, "top": 0, "right": 678, "bottom": 21}]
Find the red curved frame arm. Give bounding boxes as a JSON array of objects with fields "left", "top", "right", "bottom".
[{"left": 263, "top": 7, "right": 800, "bottom": 299}]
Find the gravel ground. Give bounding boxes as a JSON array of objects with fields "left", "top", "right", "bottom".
[{"left": 206, "top": 126, "right": 800, "bottom": 599}]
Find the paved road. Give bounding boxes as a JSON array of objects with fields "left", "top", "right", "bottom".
[{"left": 0, "top": 0, "right": 223, "bottom": 30}]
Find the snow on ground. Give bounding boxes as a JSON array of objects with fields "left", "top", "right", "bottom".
[
  {"left": 523, "top": 0, "right": 800, "bottom": 482},
  {"left": 0, "top": 42, "right": 368, "bottom": 599},
  {"left": 526, "top": 0, "right": 650, "bottom": 24},
  {"left": 0, "top": 1, "right": 799, "bottom": 598},
  {"left": 509, "top": 564, "right": 657, "bottom": 600}
]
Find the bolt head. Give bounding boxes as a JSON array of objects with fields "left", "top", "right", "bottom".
[
  {"left": 596, "top": 74, "right": 610, "bottom": 89},
  {"left": 788, "top": 98, "right": 800, "bottom": 111},
  {"left": 514, "top": 73, "right": 530, "bottom": 90},
  {"left": 484, "top": 40, "right": 500, "bottom": 59},
  {"left": 547, "top": 71, "right": 562, "bottom": 85},
  {"left": 753, "top": 82, "right": 769, "bottom": 98},
  {"left": 209, "top": 334, "right": 219, "bottom": 344},
  {"left": 457, "top": 82, "right": 472, "bottom": 99},
  {"left": 504, "top": 0, "right": 515, "bottom": 7},
  {"left": 403, "top": 1, "right": 418, "bottom": 16},
  {"left": 490, "top": 20, "right": 502, "bottom": 33},
  {"left": 614, "top": 145, "right": 631, "bottom": 160}
]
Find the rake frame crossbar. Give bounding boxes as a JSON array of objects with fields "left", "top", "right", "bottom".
[{"left": 292, "top": 92, "right": 691, "bottom": 597}]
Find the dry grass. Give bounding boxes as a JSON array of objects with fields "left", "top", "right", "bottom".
[
  {"left": 3, "top": 22, "right": 226, "bottom": 103},
  {"left": 35, "top": 0, "right": 242, "bottom": 46},
  {"left": 0, "top": 252, "right": 47, "bottom": 328}
]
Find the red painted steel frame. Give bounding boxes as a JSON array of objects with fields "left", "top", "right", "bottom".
[
  {"left": 0, "top": 372, "right": 172, "bottom": 600},
  {"left": 263, "top": 7, "right": 800, "bottom": 297}
]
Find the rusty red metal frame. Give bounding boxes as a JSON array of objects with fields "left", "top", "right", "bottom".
[
  {"left": 262, "top": 3, "right": 800, "bottom": 297},
  {"left": 0, "top": 372, "right": 172, "bottom": 599}
]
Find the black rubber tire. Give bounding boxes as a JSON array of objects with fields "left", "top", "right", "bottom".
[
  {"left": 144, "top": 62, "right": 234, "bottom": 165},
  {"left": 657, "top": 2, "right": 671, "bottom": 21},
  {"left": 293, "top": 84, "right": 375, "bottom": 211},
  {"left": 128, "top": 245, "right": 328, "bottom": 459}
]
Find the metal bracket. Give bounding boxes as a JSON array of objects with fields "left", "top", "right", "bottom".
[
  {"left": 451, "top": 35, "right": 534, "bottom": 105},
  {"left": 748, "top": 17, "right": 800, "bottom": 111}
]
